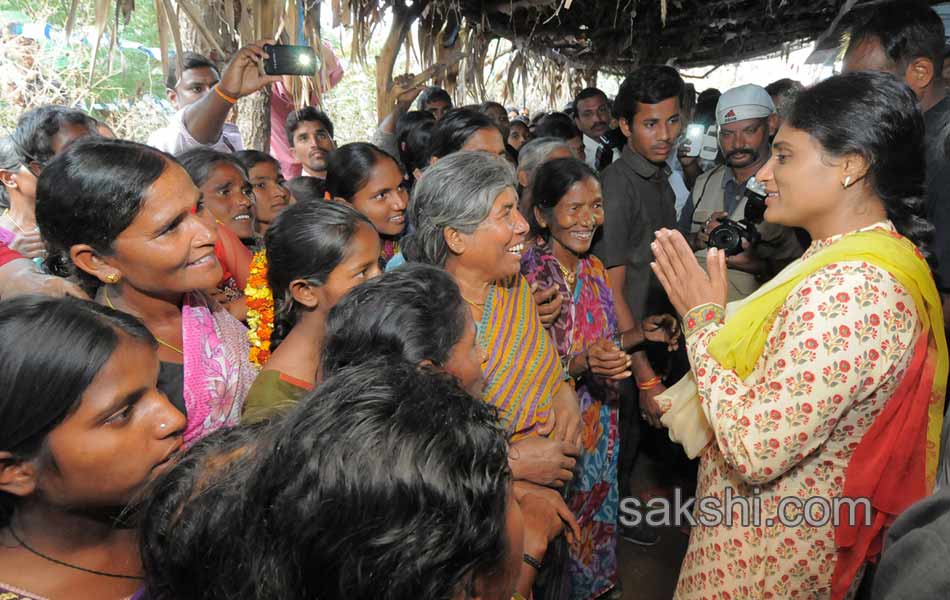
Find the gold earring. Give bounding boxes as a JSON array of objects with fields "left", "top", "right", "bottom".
[
  {"left": 842, "top": 176, "right": 852, "bottom": 189},
  {"left": 106, "top": 273, "right": 120, "bottom": 284}
]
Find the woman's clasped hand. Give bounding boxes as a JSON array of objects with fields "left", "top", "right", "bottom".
[{"left": 650, "top": 228, "right": 728, "bottom": 317}]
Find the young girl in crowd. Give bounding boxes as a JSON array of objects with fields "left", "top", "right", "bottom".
[
  {"left": 322, "top": 262, "right": 487, "bottom": 397},
  {"left": 508, "top": 118, "right": 533, "bottom": 152},
  {"left": 522, "top": 157, "right": 679, "bottom": 599},
  {"left": 37, "top": 138, "right": 256, "bottom": 446},
  {"left": 325, "top": 142, "right": 408, "bottom": 266},
  {"left": 233, "top": 150, "right": 292, "bottom": 237},
  {"left": 0, "top": 296, "right": 185, "bottom": 600},
  {"left": 241, "top": 200, "right": 381, "bottom": 422}
]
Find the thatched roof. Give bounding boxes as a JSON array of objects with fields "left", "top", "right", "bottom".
[
  {"left": 334, "top": 0, "right": 856, "bottom": 111},
  {"left": 460, "top": 0, "right": 850, "bottom": 72},
  {"left": 63, "top": 0, "right": 857, "bottom": 121}
]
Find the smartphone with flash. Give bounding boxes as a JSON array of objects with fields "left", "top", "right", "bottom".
[
  {"left": 262, "top": 44, "right": 318, "bottom": 76},
  {"left": 682, "top": 124, "right": 705, "bottom": 158}
]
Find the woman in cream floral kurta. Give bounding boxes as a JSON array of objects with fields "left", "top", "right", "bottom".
[{"left": 674, "top": 222, "right": 919, "bottom": 600}]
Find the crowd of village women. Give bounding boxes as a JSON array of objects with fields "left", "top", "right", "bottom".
[{"left": 0, "top": 25, "right": 947, "bottom": 600}]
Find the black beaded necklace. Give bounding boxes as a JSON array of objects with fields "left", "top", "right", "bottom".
[{"left": 7, "top": 525, "right": 144, "bottom": 581}]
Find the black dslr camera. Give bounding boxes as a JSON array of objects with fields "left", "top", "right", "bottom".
[{"left": 708, "top": 178, "right": 767, "bottom": 256}]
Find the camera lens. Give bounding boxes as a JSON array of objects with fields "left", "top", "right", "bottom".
[{"left": 709, "top": 224, "right": 742, "bottom": 255}]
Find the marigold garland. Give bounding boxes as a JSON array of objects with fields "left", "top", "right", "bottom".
[{"left": 245, "top": 249, "right": 274, "bottom": 367}]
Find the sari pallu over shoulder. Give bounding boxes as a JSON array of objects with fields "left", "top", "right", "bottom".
[
  {"left": 181, "top": 291, "right": 256, "bottom": 445},
  {"left": 478, "top": 275, "right": 562, "bottom": 442}
]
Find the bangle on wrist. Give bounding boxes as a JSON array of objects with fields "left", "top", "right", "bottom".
[
  {"left": 213, "top": 84, "right": 238, "bottom": 104},
  {"left": 637, "top": 375, "right": 662, "bottom": 391},
  {"left": 522, "top": 553, "right": 543, "bottom": 571}
]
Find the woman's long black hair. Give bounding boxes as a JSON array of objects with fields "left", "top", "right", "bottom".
[
  {"left": 177, "top": 147, "right": 249, "bottom": 187},
  {"left": 786, "top": 71, "right": 936, "bottom": 271},
  {"left": 35, "top": 138, "right": 172, "bottom": 292},
  {"left": 258, "top": 359, "right": 511, "bottom": 599},
  {"left": 138, "top": 361, "right": 511, "bottom": 600},
  {"left": 428, "top": 108, "right": 497, "bottom": 160},
  {"left": 321, "top": 263, "right": 468, "bottom": 377},
  {"left": 324, "top": 142, "right": 401, "bottom": 201},
  {"left": 0, "top": 295, "right": 155, "bottom": 525},
  {"left": 264, "top": 199, "right": 372, "bottom": 350}
]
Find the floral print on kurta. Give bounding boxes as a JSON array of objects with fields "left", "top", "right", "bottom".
[{"left": 675, "top": 223, "right": 919, "bottom": 600}]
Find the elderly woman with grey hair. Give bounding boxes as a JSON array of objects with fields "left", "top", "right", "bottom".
[{"left": 402, "top": 150, "right": 584, "bottom": 491}]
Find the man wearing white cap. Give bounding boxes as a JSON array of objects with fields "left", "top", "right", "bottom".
[{"left": 676, "top": 83, "right": 802, "bottom": 300}]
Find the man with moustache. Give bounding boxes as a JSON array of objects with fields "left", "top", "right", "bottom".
[
  {"left": 286, "top": 106, "right": 336, "bottom": 180},
  {"left": 573, "top": 87, "right": 620, "bottom": 169},
  {"left": 677, "top": 84, "right": 802, "bottom": 300}
]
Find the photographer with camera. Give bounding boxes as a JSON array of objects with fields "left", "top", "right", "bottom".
[{"left": 677, "top": 84, "right": 802, "bottom": 300}]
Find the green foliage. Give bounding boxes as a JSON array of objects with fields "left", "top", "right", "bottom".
[
  {"left": 0, "top": 0, "right": 168, "bottom": 139},
  {"left": 320, "top": 34, "right": 379, "bottom": 145}
]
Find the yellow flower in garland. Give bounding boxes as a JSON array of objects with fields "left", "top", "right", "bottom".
[{"left": 245, "top": 249, "right": 274, "bottom": 367}]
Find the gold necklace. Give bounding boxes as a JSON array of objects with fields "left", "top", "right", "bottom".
[
  {"left": 2, "top": 208, "right": 32, "bottom": 235},
  {"left": 103, "top": 287, "right": 184, "bottom": 355},
  {"left": 462, "top": 295, "right": 485, "bottom": 308},
  {"left": 554, "top": 257, "right": 577, "bottom": 287},
  {"left": 461, "top": 284, "right": 492, "bottom": 311}
]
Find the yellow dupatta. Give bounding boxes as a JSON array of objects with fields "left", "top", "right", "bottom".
[{"left": 706, "top": 228, "right": 946, "bottom": 483}]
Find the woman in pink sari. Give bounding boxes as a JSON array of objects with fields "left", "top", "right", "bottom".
[{"left": 36, "top": 138, "right": 255, "bottom": 445}]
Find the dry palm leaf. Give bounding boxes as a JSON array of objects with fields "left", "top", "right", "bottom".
[{"left": 88, "top": 0, "right": 113, "bottom": 79}]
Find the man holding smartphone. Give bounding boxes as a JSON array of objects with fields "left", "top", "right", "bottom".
[
  {"left": 573, "top": 87, "right": 620, "bottom": 170},
  {"left": 148, "top": 41, "right": 280, "bottom": 156}
]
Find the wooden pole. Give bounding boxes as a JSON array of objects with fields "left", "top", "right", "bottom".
[{"left": 374, "top": 4, "right": 414, "bottom": 124}]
